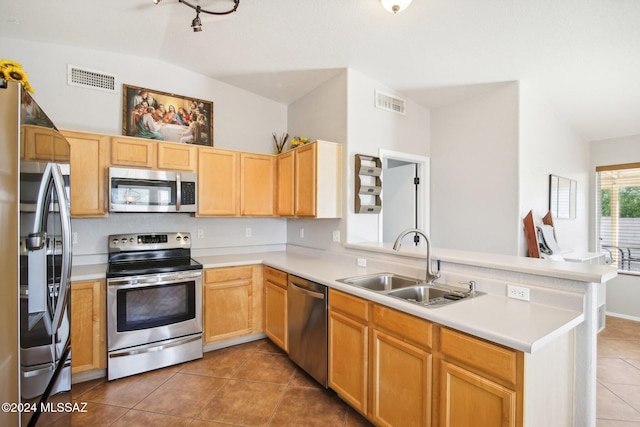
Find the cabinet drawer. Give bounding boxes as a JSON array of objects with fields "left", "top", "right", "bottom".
[
  {"left": 264, "top": 266, "right": 287, "bottom": 288},
  {"left": 205, "top": 266, "right": 253, "bottom": 284},
  {"left": 440, "top": 327, "right": 518, "bottom": 385},
  {"left": 372, "top": 304, "right": 432, "bottom": 350},
  {"left": 329, "top": 289, "right": 369, "bottom": 323}
]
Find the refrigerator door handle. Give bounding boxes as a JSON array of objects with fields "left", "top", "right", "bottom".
[{"left": 50, "top": 164, "right": 72, "bottom": 334}]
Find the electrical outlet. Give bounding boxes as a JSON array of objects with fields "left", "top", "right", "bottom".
[
  {"left": 72, "top": 232, "right": 78, "bottom": 245},
  {"left": 507, "top": 285, "right": 530, "bottom": 301},
  {"left": 197, "top": 229, "right": 204, "bottom": 239},
  {"left": 332, "top": 230, "right": 340, "bottom": 242},
  {"left": 357, "top": 258, "right": 367, "bottom": 267},
  {"left": 299, "top": 228, "right": 304, "bottom": 238},
  {"left": 245, "top": 228, "right": 252, "bottom": 238}
]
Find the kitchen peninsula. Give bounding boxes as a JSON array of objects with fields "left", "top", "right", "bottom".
[{"left": 72, "top": 244, "right": 616, "bottom": 427}]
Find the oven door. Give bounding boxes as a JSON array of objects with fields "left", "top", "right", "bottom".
[{"left": 107, "top": 270, "right": 202, "bottom": 352}]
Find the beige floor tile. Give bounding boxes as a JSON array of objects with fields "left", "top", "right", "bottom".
[
  {"left": 598, "top": 383, "right": 640, "bottom": 422},
  {"left": 179, "top": 346, "right": 252, "bottom": 378},
  {"left": 597, "top": 420, "right": 640, "bottom": 426},
  {"left": 134, "top": 373, "right": 228, "bottom": 418},
  {"left": 198, "top": 379, "right": 286, "bottom": 426},
  {"left": 599, "top": 358, "right": 640, "bottom": 385},
  {"left": 606, "top": 383, "right": 640, "bottom": 412}
]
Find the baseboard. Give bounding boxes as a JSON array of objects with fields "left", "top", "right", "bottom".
[
  {"left": 72, "top": 368, "right": 106, "bottom": 384},
  {"left": 605, "top": 311, "right": 640, "bottom": 323},
  {"left": 203, "top": 333, "right": 267, "bottom": 353}
]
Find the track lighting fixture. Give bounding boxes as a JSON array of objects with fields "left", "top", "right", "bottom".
[{"left": 153, "top": 0, "right": 240, "bottom": 32}]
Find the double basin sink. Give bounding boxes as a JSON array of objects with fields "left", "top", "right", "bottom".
[{"left": 337, "top": 273, "right": 482, "bottom": 308}]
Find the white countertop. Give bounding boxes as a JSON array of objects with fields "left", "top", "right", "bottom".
[{"left": 71, "top": 249, "right": 589, "bottom": 354}]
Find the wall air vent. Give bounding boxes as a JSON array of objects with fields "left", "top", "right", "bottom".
[
  {"left": 374, "top": 90, "right": 406, "bottom": 115},
  {"left": 67, "top": 65, "right": 117, "bottom": 93}
]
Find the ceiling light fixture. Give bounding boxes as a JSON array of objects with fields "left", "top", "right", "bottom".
[
  {"left": 154, "top": 0, "right": 241, "bottom": 32},
  {"left": 380, "top": 0, "right": 412, "bottom": 14}
]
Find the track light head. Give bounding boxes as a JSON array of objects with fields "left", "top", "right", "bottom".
[{"left": 191, "top": 11, "right": 202, "bottom": 32}]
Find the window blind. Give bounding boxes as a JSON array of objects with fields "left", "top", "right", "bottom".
[{"left": 596, "top": 163, "right": 640, "bottom": 273}]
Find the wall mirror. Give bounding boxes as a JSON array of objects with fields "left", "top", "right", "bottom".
[{"left": 549, "top": 174, "right": 577, "bottom": 219}]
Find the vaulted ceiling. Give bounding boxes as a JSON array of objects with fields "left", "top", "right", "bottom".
[{"left": 1, "top": 0, "right": 639, "bottom": 141}]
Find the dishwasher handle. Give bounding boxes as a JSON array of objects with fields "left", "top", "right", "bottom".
[{"left": 289, "top": 280, "right": 326, "bottom": 300}]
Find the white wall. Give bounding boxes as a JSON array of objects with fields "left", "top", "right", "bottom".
[
  {"left": 430, "top": 82, "right": 520, "bottom": 255},
  {"left": 591, "top": 134, "right": 640, "bottom": 320},
  {"left": 345, "top": 69, "right": 430, "bottom": 244},
  {"left": 4, "top": 37, "right": 290, "bottom": 260},
  {"left": 519, "top": 81, "right": 590, "bottom": 255},
  {"left": 2, "top": 37, "right": 287, "bottom": 154}
]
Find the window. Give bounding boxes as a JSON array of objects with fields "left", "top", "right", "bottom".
[{"left": 596, "top": 163, "right": 640, "bottom": 273}]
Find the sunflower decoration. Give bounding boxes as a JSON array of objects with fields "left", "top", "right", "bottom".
[
  {"left": 0, "top": 59, "right": 35, "bottom": 93},
  {"left": 290, "top": 136, "right": 315, "bottom": 149}
]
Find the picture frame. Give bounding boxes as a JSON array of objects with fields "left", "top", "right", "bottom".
[
  {"left": 122, "top": 84, "right": 213, "bottom": 146},
  {"left": 549, "top": 174, "right": 577, "bottom": 219}
]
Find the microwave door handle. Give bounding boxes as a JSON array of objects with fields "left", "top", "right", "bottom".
[
  {"left": 50, "top": 164, "right": 72, "bottom": 333},
  {"left": 176, "top": 173, "right": 181, "bottom": 212}
]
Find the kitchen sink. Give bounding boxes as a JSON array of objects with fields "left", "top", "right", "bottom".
[
  {"left": 336, "top": 273, "right": 421, "bottom": 291},
  {"left": 336, "top": 273, "right": 483, "bottom": 308}
]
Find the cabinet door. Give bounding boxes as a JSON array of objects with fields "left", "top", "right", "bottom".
[
  {"left": 328, "top": 309, "right": 368, "bottom": 414},
  {"left": 70, "top": 280, "right": 106, "bottom": 374},
  {"left": 277, "top": 150, "right": 295, "bottom": 216},
  {"left": 158, "top": 142, "right": 197, "bottom": 171},
  {"left": 22, "top": 125, "right": 70, "bottom": 162},
  {"left": 110, "top": 136, "right": 155, "bottom": 168},
  {"left": 240, "top": 153, "right": 275, "bottom": 216},
  {"left": 203, "top": 267, "right": 253, "bottom": 344},
  {"left": 264, "top": 280, "right": 288, "bottom": 351},
  {"left": 62, "top": 130, "right": 110, "bottom": 217},
  {"left": 198, "top": 148, "right": 239, "bottom": 216},
  {"left": 371, "top": 329, "right": 432, "bottom": 427},
  {"left": 439, "top": 361, "right": 516, "bottom": 427},
  {"left": 294, "top": 143, "right": 317, "bottom": 217}
]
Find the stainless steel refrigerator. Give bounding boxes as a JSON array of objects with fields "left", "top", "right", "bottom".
[{"left": 0, "top": 80, "right": 73, "bottom": 426}]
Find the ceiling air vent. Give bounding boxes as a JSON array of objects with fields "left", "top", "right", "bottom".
[
  {"left": 374, "top": 90, "right": 406, "bottom": 115},
  {"left": 67, "top": 65, "right": 117, "bottom": 93}
]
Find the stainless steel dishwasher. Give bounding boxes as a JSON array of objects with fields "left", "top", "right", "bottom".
[{"left": 287, "top": 275, "right": 328, "bottom": 388}]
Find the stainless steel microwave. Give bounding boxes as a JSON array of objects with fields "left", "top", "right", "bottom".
[{"left": 109, "top": 167, "right": 197, "bottom": 213}]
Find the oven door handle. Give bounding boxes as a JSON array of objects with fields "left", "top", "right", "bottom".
[
  {"left": 108, "top": 335, "right": 201, "bottom": 358},
  {"left": 107, "top": 270, "right": 202, "bottom": 288}
]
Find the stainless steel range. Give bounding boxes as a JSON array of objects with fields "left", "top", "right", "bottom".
[{"left": 106, "top": 232, "right": 203, "bottom": 381}]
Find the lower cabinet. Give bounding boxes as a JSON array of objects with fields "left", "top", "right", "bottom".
[
  {"left": 203, "top": 265, "right": 263, "bottom": 344},
  {"left": 438, "top": 327, "right": 523, "bottom": 427},
  {"left": 70, "top": 280, "right": 106, "bottom": 374},
  {"left": 263, "top": 266, "right": 288, "bottom": 351},
  {"left": 328, "top": 289, "right": 370, "bottom": 414},
  {"left": 328, "top": 289, "right": 523, "bottom": 427}
]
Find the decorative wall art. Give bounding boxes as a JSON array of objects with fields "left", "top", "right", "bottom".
[{"left": 122, "top": 84, "right": 213, "bottom": 146}]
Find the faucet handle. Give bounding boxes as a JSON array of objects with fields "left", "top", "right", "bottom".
[{"left": 459, "top": 280, "right": 476, "bottom": 294}]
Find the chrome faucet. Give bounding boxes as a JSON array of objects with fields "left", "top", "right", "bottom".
[{"left": 392, "top": 228, "right": 441, "bottom": 283}]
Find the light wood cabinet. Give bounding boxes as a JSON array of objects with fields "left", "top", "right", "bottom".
[
  {"left": 21, "top": 125, "right": 70, "bottom": 162},
  {"left": 240, "top": 152, "right": 275, "bottom": 216},
  {"left": 371, "top": 305, "right": 433, "bottom": 427},
  {"left": 263, "top": 266, "right": 288, "bottom": 351},
  {"left": 203, "top": 266, "right": 255, "bottom": 344},
  {"left": 276, "top": 150, "right": 295, "bottom": 216},
  {"left": 277, "top": 140, "right": 342, "bottom": 218},
  {"left": 197, "top": 147, "right": 240, "bottom": 216},
  {"left": 110, "top": 136, "right": 155, "bottom": 168},
  {"left": 438, "top": 327, "right": 523, "bottom": 427},
  {"left": 158, "top": 142, "right": 197, "bottom": 172},
  {"left": 61, "top": 129, "right": 110, "bottom": 217},
  {"left": 328, "top": 289, "right": 370, "bottom": 415},
  {"left": 70, "top": 280, "right": 106, "bottom": 374}
]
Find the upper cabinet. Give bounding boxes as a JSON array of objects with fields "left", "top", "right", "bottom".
[
  {"left": 60, "top": 130, "right": 110, "bottom": 217},
  {"left": 198, "top": 147, "right": 240, "bottom": 216},
  {"left": 158, "top": 142, "right": 197, "bottom": 172},
  {"left": 22, "top": 125, "right": 70, "bottom": 163},
  {"left": 240, "top": 153, "right": 275, "bottom": 216},
  {"left": 110, "top": 136, "right": 155, "bottom": 168},
  {"left": 278, "top": 140, "right": 342, "bottom": 218}
]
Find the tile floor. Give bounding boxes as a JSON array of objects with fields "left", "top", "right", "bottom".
[
  {"left": 597, "top": 316, "right": 640, "bottom": 426},
  {"left": 43, "top": 339, "right": 373, "bottom": 426},
  {"left": 37, "top": 315, "right": 640, "bottom": 426}
]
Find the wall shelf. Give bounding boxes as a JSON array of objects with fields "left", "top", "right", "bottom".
[{"left": 355, "top": 154, "right": 382, "bottom": 214}]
